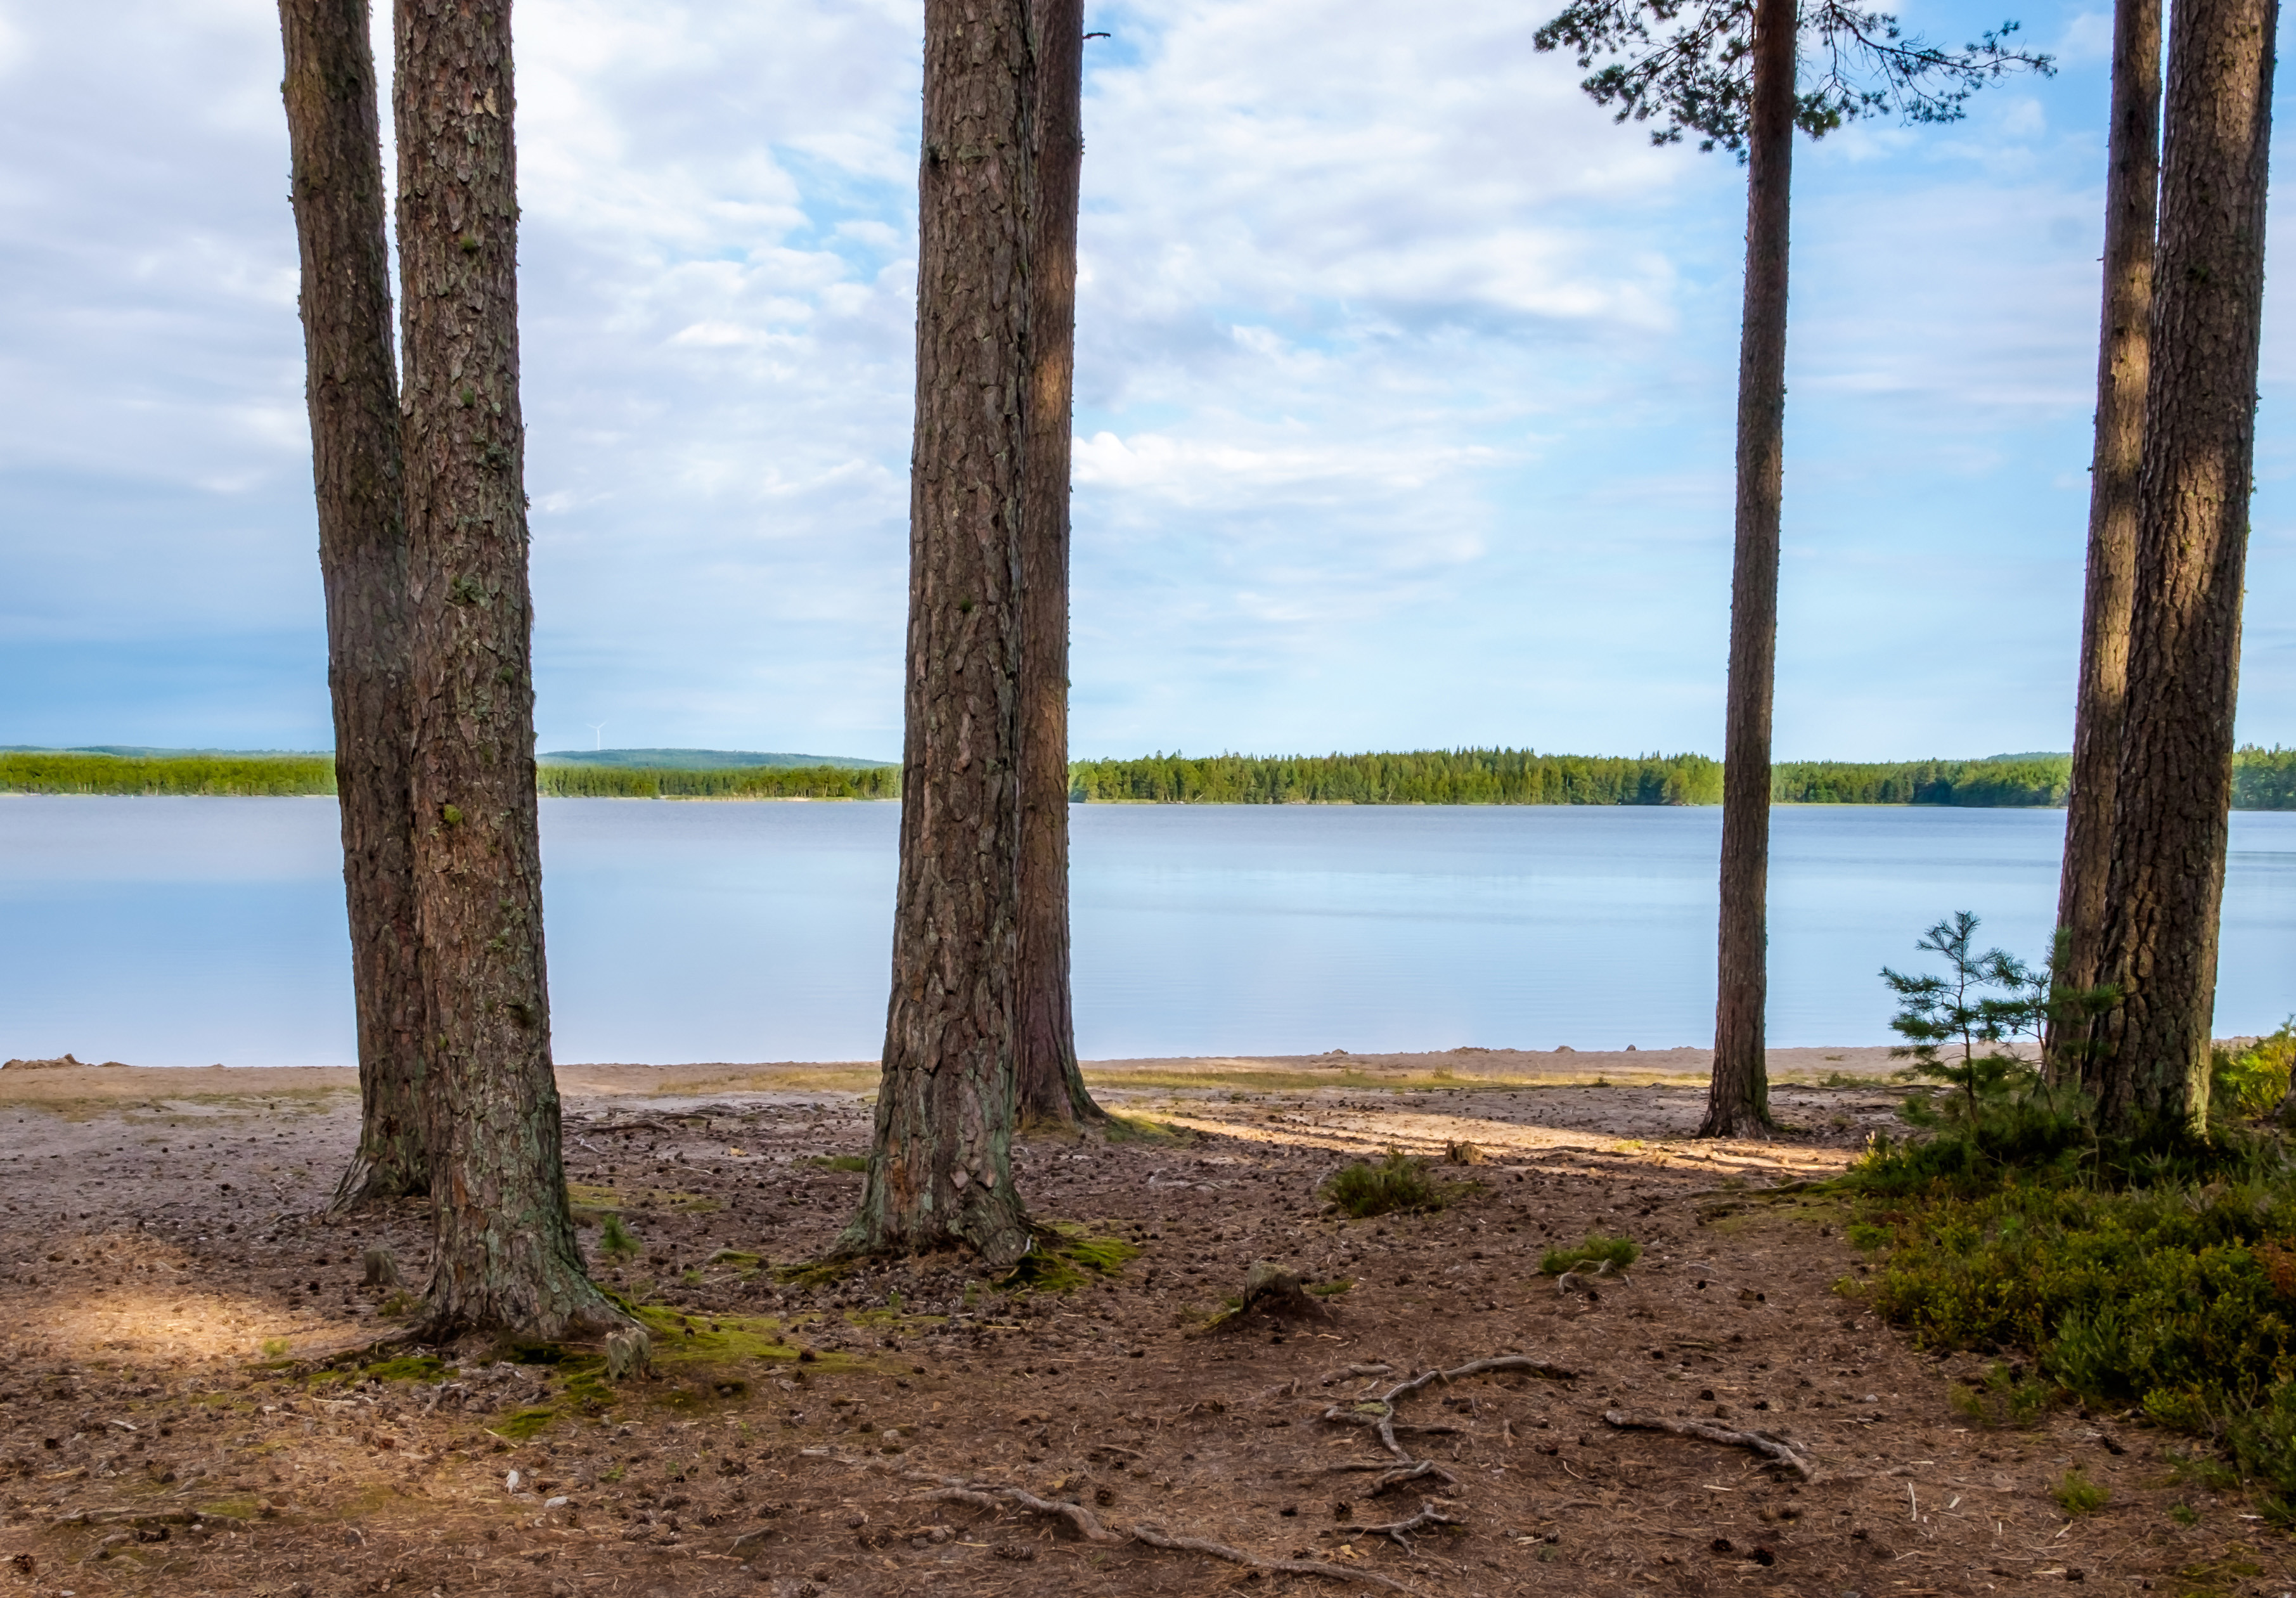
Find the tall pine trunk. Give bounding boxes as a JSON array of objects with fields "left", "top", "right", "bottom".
[
  {"left": 2053, "top": 0, "right": 2162, "bottom": 1074},
  {"left": 278, "top": 0, "right": 428, "bottom": 1213},
  {"left": 1015, "top": 0, "right": 1103, "bottom": 1132},
  {"left": 841, "top": 0, "right": 1036, "bottom": 1264},
  {"left": 1699, "top": 0, "right": 1795, "bottom": 1138},
  {"left": 2092, "top": 0, "right": 2278, "bottom": 1131},
  {"left": 396, "top": 0, "right": 621, "bottom": 1336}
]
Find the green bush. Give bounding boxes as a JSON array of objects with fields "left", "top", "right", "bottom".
[
  {"left": 1947, "top": 1360, "right": 2056, "bottom": 1428},
  {"left": 1540, "top": 1234, "right": 1640, "bottom": 1275},
  {"left": 2052, "top": 1467, "right": 2110, "bottom": 1515},
  {"left": 1861, "top": 1162, "right": 2296, "bottom": 1513},
  {"left": 2213, "top": 1021, "right": 2296, "bottom": 1123},
  {"left": 1322, "top": 1151, "right": 1451, "bottom": 1218}
]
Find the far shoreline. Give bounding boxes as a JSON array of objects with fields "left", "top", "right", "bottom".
[{"left": 0, "top": 1044, "right": 1925, "bottom": 1103}]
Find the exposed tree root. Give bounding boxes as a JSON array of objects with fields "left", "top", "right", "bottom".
[
  {"left": 1323, "top": 1500, "right": 1466, "bottom": 1552},
  {"left": 1601, "top": 1408, "right": 1816, "bottom": 1479},
  {"left": 1324, "top": 1355, "right": 1578, "bottom": 1460},
  {"left": 1130, "top": 1523, "right": 1414, "bottom": 1591},
  {"left": 901, "top": 1472, "right": 1412, "bottom": 1589},
  {"left": 917, "top": 1485, "right": 1120, "bottom": 1544},
  {"left": 1677, "top": 1178, "right": 1828, "bottom": 1201}
]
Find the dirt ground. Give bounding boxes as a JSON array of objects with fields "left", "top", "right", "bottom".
[{"left": 0, "top": 1050, "right": 2285, "bottom": 1598}]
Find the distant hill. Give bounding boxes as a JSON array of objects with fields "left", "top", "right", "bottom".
[
  {"left": 0, "top": 745, "right": 323, "bottom": 759},
  {"left": 536, "top": 747, "right": 893, "bottom": 771}
]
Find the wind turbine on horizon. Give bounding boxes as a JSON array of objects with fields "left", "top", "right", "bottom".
[{"left": 585, "top": 723, "right": 606, "bottom": 751}]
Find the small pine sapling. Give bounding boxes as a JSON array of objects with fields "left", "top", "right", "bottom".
[
  {"left": 598, "top": 1212, "right": 641, "bottom": 1262},
  {"left": 1883, "top": 912, "right": 2032, "bottom": 1118}
]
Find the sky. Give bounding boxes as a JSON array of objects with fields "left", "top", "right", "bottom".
[{"left": 1, "top": 0, "right": 2293, "bottom": 764}]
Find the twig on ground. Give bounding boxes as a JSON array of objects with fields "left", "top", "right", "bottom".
[
  {"left": 1601, "top": 1410, "right": 1816, "bottom": 1479},
  {"left": 1322, "top": 1499, "right": 1465, "bottom": 1553}
]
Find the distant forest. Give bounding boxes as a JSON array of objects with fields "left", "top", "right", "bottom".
[
  {"left": 0, "top": 751, "right": 893, "bottom": 801},
  {"left": 1069, "top": 746, "right": 2296, "bottom": 809},
  {"left": 8, "top": 745, "right": 2296, "bottom": 808},
  {"left": 1067, "top": 748, "right": 1721, "bottom": 805},
  {"left": 536, "top": 763, "right": 898, "bottom": 799}
]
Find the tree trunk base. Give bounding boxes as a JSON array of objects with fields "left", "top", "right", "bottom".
[
  {"left": 418, "top": 1273, "right": 635, "bottom": 1344},
  {"left": 836, "top": 1183, "right": 1032, "bottom": 1269},
  {"left": 322, "top": 1149, "right": 427, "bottom": 1220}
]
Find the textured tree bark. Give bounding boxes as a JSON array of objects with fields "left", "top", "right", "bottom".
[
  {"left": 841, "top": 0, "right": 1036, "bottom": 1264},
  {"left": 2091, "top": 0, "right": 2278, "bottom": 1131},
  {"left": 1015, "top": 0, "right": 1104, "bottom": 1132},
  {"left": 2052, "top": 0, "right": 2162, "bottom": 1075},
  {"left": 396, "top": 0, "right": 622, "bottom": 1336},
  {"left": 1699, "top": 0, "right": 1795, "bottom": 1138},
  {"left": 279, "top": 0, "right": 429, "bottom": 1214}
]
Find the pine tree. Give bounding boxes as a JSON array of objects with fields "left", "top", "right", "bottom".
[
  {"left": 1533, "top": 0, "right": 2049, "bottom": 1135},
  {"left": 2053, "top": 0, "right": 2162, "bottom": 1066},
  {"left": 395, "top": 0, "right": 628, "bottom": 1335},
  {"left": 841, "top": 0, "right": 1038, "bottom": 1263},
  {"left": 2090, "top": 0, "right": 2279, "bottom": 1131},
  {"left": 1016, "top": 0, "right": 1107, "bottom": 1131},
  {"left": 277, "top": 0, "right": 428, "bottom": 1213}
]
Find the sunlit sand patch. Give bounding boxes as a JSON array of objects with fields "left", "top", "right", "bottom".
[
  {"left": 8, "top": 1229, "right": 368, "bottom": 1363},
  {"left": 1149, "top": 1100, "right": 1855, "bottom": 1183}
]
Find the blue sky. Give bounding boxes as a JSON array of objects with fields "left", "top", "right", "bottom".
[{"left": 1, "top": 0, "right": 2291, "bottom": 763}]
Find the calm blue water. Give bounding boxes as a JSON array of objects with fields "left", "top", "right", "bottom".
[{"left": 2, "top": 797, "right": 2292, "bottom": 1067}]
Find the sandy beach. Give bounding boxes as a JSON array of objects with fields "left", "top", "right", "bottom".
[{"left": 0, "top": 1047, "right": 2269, "bottom": 1597}]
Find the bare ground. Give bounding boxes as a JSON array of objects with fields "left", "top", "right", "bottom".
[{"left": 0, "top": 1051, "right": 2283, "bottom": 1598}]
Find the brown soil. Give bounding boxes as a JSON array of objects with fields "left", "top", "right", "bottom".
[{"left": 0, "top": 1053, "right": 2281, "bottom": 1597}]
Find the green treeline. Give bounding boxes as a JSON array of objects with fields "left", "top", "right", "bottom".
[
  {"left": 0, "top": 751, "right": 894, "bottom": 801},
  {"left": 1069, "top": 746, "right": 2296, "bottom": 809},
  {"left": 534, "top": 764, "right": 900, "bottom": 800},
  {"left": 13, "top": 745, "right": 2296, "bottom": 808},
  {"left": 2233, "top": 745, "right": 2296, "bottom": 809},
  {"left": 1770, "top": 756, "right": 2071, "bottom": 807},
  {"left": 0, "top": 751, "right": 339, "bottom": 796},
  {"left": 1067, "top": 749, "right": 1722, "bottom": 805}
]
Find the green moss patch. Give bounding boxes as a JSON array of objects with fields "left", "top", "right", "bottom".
[
  {"left": 800, "top": 1154, "right": 869, "bottom": 1173},
  {"left": 493, "top": 1407, "right": 558, "bottom": 1441},
  {"left": 996, "top": 1221, "right": 1142, "bottom": 1292},
  {"left": 773, "top": 1257, "right": 858, "bottom": 1291},
  {"left": 361, "top": 1356, "right": 449, "bottom": 1383},
  {"left": 1103, "top": 1113, "right": 1185, "bottom": 1143},
  {"left": 629, "top": 1305, "right": 836, "bottom": 1370}
]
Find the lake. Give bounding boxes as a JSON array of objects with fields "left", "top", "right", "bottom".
[{"left": 2, "top": 797, "right": 2292, "bottom": 1068}]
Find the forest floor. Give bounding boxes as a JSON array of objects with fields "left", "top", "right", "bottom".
[{"left": 0, "top": 1048, "right": 2285, "bottom": 1598}]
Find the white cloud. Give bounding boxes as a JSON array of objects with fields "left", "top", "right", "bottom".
[{"left": 3, "top": 0, "right": 2293, "bottom": 758}]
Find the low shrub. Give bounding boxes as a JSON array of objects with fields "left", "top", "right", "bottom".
[
  {"left": 1861, "top": 1156, "right": 2296, "bottom": 1515},
  {"left": 2214, "top": 1020, "right": 2296, "bottom": 1124},
  {"left": 2052, "top": 1467, "right": 2110, "bottom": 1516},
  {"left": 1322, "top": 1151, "right": 1450, "bottom": 1218},
  {"left": 1540, "top": 1234, "right": 1640, "bottom": 1275}
]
